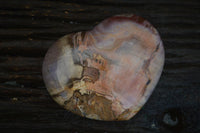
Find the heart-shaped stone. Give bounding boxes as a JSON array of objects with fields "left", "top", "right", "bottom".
[{"left": 42, "top": 14, "right": 165, "bottom": 121}]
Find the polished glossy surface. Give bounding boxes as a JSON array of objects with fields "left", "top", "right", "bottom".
[{"left": 42, "top": 14, "right": 165, "bottom": 121}]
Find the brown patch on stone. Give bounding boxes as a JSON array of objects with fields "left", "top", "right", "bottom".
[
  {"left": 64, "top": 90, "right": 116, "bottom": 120},
  {"left": 82, "top": 66, "right": 99, "bottom": 83}
]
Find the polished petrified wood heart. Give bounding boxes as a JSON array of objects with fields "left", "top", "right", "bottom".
[{"left": 42, "top": 14, "right": 165, "bottom": 121}]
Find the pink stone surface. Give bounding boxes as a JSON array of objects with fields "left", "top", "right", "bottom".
[{"left": 42, "top": 14, "right": 165, "bottom": 121}]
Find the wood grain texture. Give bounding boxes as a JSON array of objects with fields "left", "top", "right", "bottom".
[{"left": 0, "top": 0, "right": 199, "bottom": 132}]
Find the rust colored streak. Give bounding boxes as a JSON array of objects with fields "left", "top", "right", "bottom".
[{"left": 82, "top": 66, "right": 99, "bottom": 83}]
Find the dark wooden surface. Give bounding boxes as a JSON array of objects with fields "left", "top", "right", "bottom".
[{"left": 0, "top": 0, "right": 199, "bottom": 133}]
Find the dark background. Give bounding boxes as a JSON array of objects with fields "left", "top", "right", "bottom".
[{"left": 0, "top": 0, "right": 199, "bottom": 133}]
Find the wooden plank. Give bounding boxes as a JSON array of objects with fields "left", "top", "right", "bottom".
[{"left": 0, "top": 0, "right": 199, "bottom": 132}]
